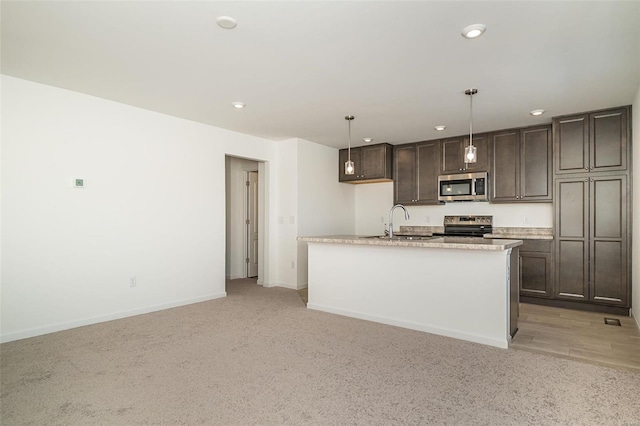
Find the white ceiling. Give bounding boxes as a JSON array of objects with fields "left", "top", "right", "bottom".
[{"left": 2, "top": 1, "right": 639, "bottom": 149}]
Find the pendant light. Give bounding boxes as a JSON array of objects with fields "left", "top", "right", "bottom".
[
  {"left": 344, "top": 115, "right": 355, "bottom": 175},
  {"left": 464, "top": 89, "right": 478, "bottom": 164}
]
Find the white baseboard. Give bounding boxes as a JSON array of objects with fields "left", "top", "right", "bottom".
[
  {"left": 271, "top": 282, "right": 307, "bottom": 290},
  {"left": 631, "top": 307, "right": 640, "bottom": 332},
  {"left": 0, "top": 292, "right": 227, "bottom": 344},
  {"left": 227, "top": 274, "right": 244, "bottom": 280},
  {"left": 271, "top": 282, "right": 298, "bottom": 290}
]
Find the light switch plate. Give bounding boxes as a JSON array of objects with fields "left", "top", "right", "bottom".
[{"left": 73, "top": 178, "right": 85, "bottom": 188}]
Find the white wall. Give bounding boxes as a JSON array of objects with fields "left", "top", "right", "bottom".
[
  {"left": 297, "top": 139, "right": 355, "bottom": 287},
  {"left": 274, "top": 138, "right": 356, "bottom": 290},
  {"left": 274, "top": 139, "right": 299, "bottom": 289},
  {"left": 632, "top": 84, "right": 640, "bottom": 330},
  {"left": 225, "top": 156, "right": 258, "bottom": 280},
  {"left": 0, "top": 76, "right": 278, "bottom": 342},
  {"left": 355, "top": 183, "right": 553, "bottom": 236}
]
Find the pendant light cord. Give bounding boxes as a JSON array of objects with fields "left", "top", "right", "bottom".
[
  {"left": 348, "top": 118, "right": 352, "bottom": 160},
  {"left": 469, "top": 91, "right": 473, "bottom": 148}
]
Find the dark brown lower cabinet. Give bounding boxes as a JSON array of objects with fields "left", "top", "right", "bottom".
[
  {"left": 519, "top": 240, "right": 553, "bottom": 298},
  {"left": 554, "top": 174, "right": 629, "bottom": 307}
]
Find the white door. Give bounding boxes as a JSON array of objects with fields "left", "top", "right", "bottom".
[{"left": 247, "top": 171, "right": 259, "bottom": 278}]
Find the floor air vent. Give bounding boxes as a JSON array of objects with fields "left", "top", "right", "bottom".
[{"left": 604, "top": 318, "right": 621, "bottom": 326}]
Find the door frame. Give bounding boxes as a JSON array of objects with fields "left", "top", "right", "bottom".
[{"left": 245, "top": 170, "right": 259, "bottom": 278}]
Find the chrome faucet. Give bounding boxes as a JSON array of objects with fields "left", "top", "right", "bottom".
[{"left": 389, "top": 204, "right": 410, "bottom": 239}]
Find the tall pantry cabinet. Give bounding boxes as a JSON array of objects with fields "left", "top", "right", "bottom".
[{"left": 553, "top": 107, "right": 631, "bottom": 310}]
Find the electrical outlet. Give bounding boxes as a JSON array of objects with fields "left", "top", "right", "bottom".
[
  {"left": 130, "top": 276, "right": 137, "bottom": 287},
  {"left": 381, "top": 216, "right": 385, "bottom": 223},
  {"left": 523, "top": 216, "right": 529, "bottom": 224},
  {"left": 291, "top": 261, "right": 295, "bottom": 269},
  {"left": 425, "top": 216, "right": 430, "bottom": 223}
]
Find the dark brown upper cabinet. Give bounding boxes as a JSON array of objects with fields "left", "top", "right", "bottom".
[
  {"left": 440, "top": 134, "right": 489, "bottom": 174},
  {"left": 490, "top": 125, "right": 552, "bottom": 202},
  {"left": 393, "top": 140, "right": 442, "bottom": 205},
  {"left": 553, "top": 107, "right": 629, "bottom": 175},
  {"left": 338, "top": 143, "right": 393, "bottom": 183}
]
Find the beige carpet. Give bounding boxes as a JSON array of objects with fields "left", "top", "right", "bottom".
[{"left": 1, "top": 278, "right": 639, "bottom": 425}]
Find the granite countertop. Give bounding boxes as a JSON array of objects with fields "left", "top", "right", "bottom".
[
  {"left": 483, "top": 227, "right": 553, "bottom": 240},
  {"left": 298, "top": 235, "right": 523, "bottom": 251}
]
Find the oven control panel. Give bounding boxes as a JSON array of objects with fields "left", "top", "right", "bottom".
[{"left": 444, "top": 215, "right": 493, "bottom": 226}]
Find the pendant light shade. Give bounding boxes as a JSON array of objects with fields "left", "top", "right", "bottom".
[
  {"left": 465, "top": 144, "right": 477, "bottom": 162},
  {"left": 464, "top": 89, "right": 478, "bottom": 164},
  {"left": 344, "top": 115, "right": 355, "bottom": 175},
  {"left": 345, "top": 160, "right": 355, "bottom": 175}
]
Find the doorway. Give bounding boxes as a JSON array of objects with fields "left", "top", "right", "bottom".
[{"left": 225, "top": 156, "right": 265, "bottom": 284}]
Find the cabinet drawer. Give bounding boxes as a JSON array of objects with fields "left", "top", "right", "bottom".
[{"left": 521, "top": 239, "right": 552, "bottom": 253}]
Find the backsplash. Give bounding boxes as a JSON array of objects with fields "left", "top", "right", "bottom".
[{"left": 355, "top": 182, "right": 554, "bottom": 235}]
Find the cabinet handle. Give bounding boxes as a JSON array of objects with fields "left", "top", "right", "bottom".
[
  {"left": 585, "top": 179, "right": 588, "bottom": 181},
  {"left": 585, "top": 167, "right": 588, "bottom": 170}
]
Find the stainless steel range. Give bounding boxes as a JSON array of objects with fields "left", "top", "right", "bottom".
[{"left": 433, "top": 215, "right": 493, "bottom": 237}]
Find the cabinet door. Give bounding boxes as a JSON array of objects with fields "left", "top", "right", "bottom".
[
  {"left": 589, "top": 174, "right": 628, "bottom": 305},
  {"left": 338, "top": 148, "right": 360, "bottom": 182},
  {"left": 554, "top": 114, "right": 589, "bottom": 175},
  {"left": 590, "top": 108, "right": 628, "bottom": 172},
  {"left": 394, "top": 144, "right": 417, "bottom": 204},
  {"left": 520, "top": 240, "right": 553, "bottom": 298},
  {"left": 554, "top": 177, "right": 589, "bottom": 300},
  {"left": 464, "top": 133, "right": 490, "bottom": 172},
  {"left": 520, "top": 125, "right": 552, "bottom": 201},
  {"left": 360, "top": 144, "right": 388, "bottom": 179},
  {"left": 520, "top": 252, "right": 552, "bottom": 298},
  {"left": 415, "top": 140, "right": 441, "bottom": 204},
  {"left": 490, "top": 130, "right": 520, "bottom": 201},
  {"left": 440, "top": 137, "right": 465, "bottom": 174},
  {"left": 441, "top": 135, "right": 489, "bottom": 174}
]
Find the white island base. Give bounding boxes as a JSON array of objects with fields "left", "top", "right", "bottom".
[{"left": 305, "top": 240, "right": 520, "bottom": 349}]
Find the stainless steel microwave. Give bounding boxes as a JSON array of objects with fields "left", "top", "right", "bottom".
[{"left": 438, "top": 172, "right": 488, "bottom": 202}]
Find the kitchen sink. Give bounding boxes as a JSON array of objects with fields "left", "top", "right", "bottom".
[{"left": 361, "top": 234, "right": 437, "bottom": 241}]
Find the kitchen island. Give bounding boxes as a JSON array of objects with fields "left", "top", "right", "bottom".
[{"left": 298, "top": 235, "right": 522, "bottom": 349}]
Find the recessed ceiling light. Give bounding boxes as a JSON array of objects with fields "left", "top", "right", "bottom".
[
  {"left": 232, "top": 101, "right": 245, "bottom": 109},
  {"left": 363, "top": 138, "right": 373, "bottom": 143},
  {"left": 434, "top": 125, "right": 446, "bottom": 131},
  {"left": 530, "top": 109, "right": 545, "bottom": 116},
  {"left": 216, "top": 16, "right": 237, "bottom": 30},
  {"left": 461, "top": 24, "right": 486, "bottom": 39}
]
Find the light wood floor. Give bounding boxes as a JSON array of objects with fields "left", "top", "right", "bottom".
[
  {"left": 511, "top": 303, "right": 640, "bottom": 372},
  {"left": 299, "top": 290, "right": 639, "bottom": 372}
]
